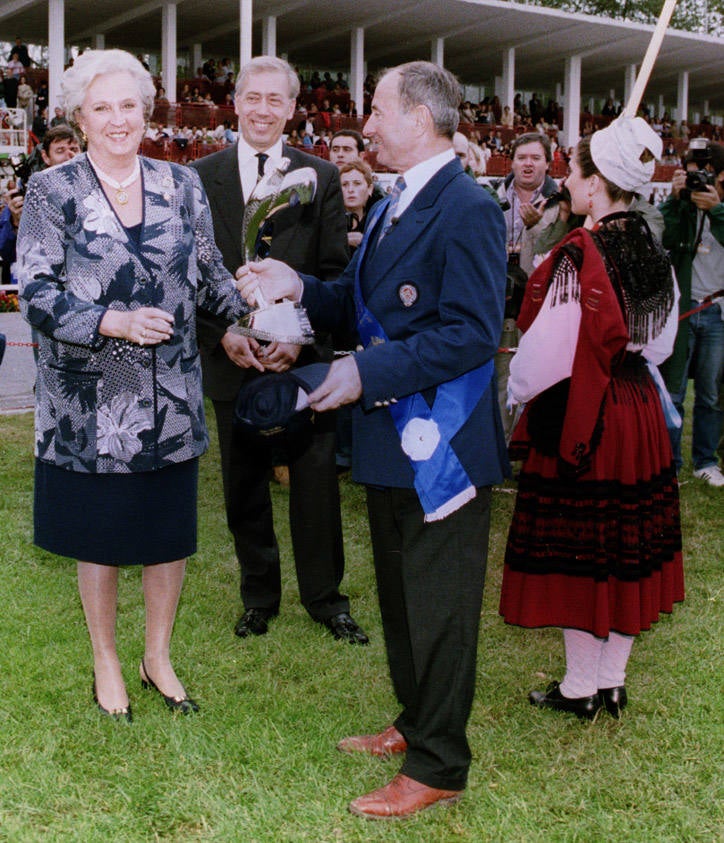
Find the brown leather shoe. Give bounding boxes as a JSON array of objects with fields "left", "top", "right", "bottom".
[
  {"left": 337, "top": 725, "right": 407, "bottom": 758},
  {"left": 348, "top": 773, "right": 462, "bottom": 819}
]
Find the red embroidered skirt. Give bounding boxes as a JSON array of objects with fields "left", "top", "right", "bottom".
[{"left": 499, "top": 366, "right": 684, "bottom": 638}]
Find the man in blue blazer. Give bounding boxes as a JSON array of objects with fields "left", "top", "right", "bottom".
[{"left": 239, "top": 61, "right": 509, "bottom": 819}]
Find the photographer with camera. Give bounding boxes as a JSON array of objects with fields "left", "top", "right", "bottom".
[
  {"left": 659, "top": 139, "right": 724, "bottom": 487},
  {"left": 0, "top": 125, "right": 80, "bottom": 285},
  {"left": 493, "top": 132, "right": 574, "bottom": 442}
]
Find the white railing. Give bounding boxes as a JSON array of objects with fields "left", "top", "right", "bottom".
[{"left": 0, "top": 108, "right": 28, "bottom": 157}]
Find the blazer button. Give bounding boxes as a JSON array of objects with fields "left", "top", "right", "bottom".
[
  {"left": 138, "top": 398, "right": 152, "bottom": 408},
  {"left": 374, "top": 401, "right": 382, "bottom": 407}
]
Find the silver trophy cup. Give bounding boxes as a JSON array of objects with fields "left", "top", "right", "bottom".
[{"left": 234, "top": 159, "right": 317, "bottom": 345}]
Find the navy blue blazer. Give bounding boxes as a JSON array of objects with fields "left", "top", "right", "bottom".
[{"left": 300, "top": 158, "right": 510, "bottom": 489}]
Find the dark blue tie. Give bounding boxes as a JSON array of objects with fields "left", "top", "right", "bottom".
[{"left": 256, "top": 152, "right": 268, "bottom": 181}]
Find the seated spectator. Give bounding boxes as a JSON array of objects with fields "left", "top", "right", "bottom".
[
  {"left": 601, "top": 97, "right": 617, "bottom": 117},
  {"left": 467, "top": 140, "right": 488, "bottom": 181},
  {"left": 301, "top": 129, "right": 314, "bottom": 148},
  {"left": 460, "top": 101, "right": 476, "bottom": 123},
  {"left": 49, "top": 106, "right": 68, "bottom": 127},
  {"left": 486, "top": 129, "right": 502, "bottom": 152},
  {"left": 217, "top": 58, "right": 234, "bottom": 81},
  {"left": 501, "top": 105, "right": 514, "bottom": 129},
  {"left": 286, "top": 128, "right": 301, "bottom": 147},
  {"left": 179, "top": 83, "right": 192, "bottom": 102},
  {"left": 155, "top": 86, "right": 170, "bottom": 104}
]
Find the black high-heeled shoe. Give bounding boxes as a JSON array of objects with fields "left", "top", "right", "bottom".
[
  {"left": 599, "top": 685, "right": 627, "bottom": 718},
  {"left": 140, "top": 659, "right": 199, "bottom": 714},
  {"left": 92, "top": 678, "right": 133, "bottom": 723}
]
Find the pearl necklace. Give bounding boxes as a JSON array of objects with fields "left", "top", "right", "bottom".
[{"left": 87, "top": 152, "right": 140, "bottom": 205}]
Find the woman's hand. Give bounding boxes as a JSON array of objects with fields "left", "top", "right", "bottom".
[{"left": 99, "top": 307, "right": 174, "bottom": 346}]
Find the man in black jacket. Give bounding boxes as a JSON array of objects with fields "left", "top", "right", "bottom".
[{"left": 192, "top": 56, "right": 368, "bottom": 643}]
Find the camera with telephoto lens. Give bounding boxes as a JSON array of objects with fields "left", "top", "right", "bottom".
[
  {"left": 681, "top": 138, "right": 715, "bottom": 202},
  {"left": 8, "top": 153, "right": 32, "bottom": 198}
]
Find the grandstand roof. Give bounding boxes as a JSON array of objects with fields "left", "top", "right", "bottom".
[{"left": 3, "top": 0, "right": 724, "bottom": 112}]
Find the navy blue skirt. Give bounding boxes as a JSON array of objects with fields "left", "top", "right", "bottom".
[{"left": 34, "top": 458, "right": 198, "bottom": 566}]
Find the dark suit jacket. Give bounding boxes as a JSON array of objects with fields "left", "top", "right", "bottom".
[
  {"left": 191, "top": 144, "right": 349, "bottom": 400},
  {"left": 300, "top": 157, "right": 510, "bottom": 489}
]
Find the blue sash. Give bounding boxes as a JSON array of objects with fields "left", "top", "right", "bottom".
[{"left": 353, "top": 199, "right": 493, "bottom": 521}]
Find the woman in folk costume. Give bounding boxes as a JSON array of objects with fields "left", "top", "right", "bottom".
[{"left": 499, "top": 116, "right": 684, "bottom": 719}]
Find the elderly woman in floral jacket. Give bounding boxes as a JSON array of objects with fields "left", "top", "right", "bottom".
[{"left": 16, "top": 49, "right": 251, "bottom": 721}]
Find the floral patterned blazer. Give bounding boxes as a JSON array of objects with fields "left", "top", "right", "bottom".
[{"left": 16, "top": 153, "right": 248, "bottom": 474}]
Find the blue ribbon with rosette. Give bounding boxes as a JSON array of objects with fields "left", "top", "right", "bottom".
[{"left": 353, "top": 199, "right": 493, "bottom": 521}]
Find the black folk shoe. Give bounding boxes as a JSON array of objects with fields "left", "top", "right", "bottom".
[
  {"left": 599, "top": 685, "right": 627, "bottom": 718},
  {"left": 529, "top": 681, "right": 601, "bottom": 720}
]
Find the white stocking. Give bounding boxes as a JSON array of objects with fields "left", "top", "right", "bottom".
[
  {"left": 560, "top": 629, "right": 603, "bottom": 698},
  {"left": 597, "top": 632, "right": 634, "bottom": 689}
]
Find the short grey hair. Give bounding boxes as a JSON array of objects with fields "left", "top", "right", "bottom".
[
  {"left": 235, "top": 55, "right": 300, "bottom": 101},
  {"left": 61, "top": 49, "right": 156, "bottom": 128},
  {"left": 380, "top": 61, "right": 461, "bottom": 138}
]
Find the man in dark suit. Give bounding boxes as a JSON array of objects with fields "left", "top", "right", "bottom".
[
  {"left": 191, "top": 56, "right": 367, "bottom": 645},
  {"left": 239, "top": 61, "right": 508, "bottom": 819}
]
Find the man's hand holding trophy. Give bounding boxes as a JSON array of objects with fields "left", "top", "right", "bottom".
[{"left": 233, "top": 159, "right": 317, "bottom": 348}]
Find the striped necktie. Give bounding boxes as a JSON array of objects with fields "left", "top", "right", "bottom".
[{"left": 379, "top": 175, "right": 406, "bottom": 241}]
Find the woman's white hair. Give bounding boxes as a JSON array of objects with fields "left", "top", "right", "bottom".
[{"left": 61, "top": 49, "right": 156, "bottom": 127}]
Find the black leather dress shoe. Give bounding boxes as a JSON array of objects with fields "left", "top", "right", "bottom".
[
  {"left": 321, "top": 612, "right": 369, "bottom": 645},
  {"left": 529, "top": 681, "right": 601, "bottom": 720},
  {"left": 599, "top": 685, "right": 627, "bottom": 718},
  {"left": 234, "top": 608, "right": 276, "bottom": 638}
]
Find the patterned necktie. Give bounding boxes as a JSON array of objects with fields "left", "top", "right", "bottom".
[
  {"left": 256, "top": 152, "right": 268, "bottom": 182},
  {"left": 379, "top": 175, "right": 406, "bottom": 241}
]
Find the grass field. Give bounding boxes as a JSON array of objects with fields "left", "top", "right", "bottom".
[{"left": 0, "top": 404, "right": 721, "bottom": 842}]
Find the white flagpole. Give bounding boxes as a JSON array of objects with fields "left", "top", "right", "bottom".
[{"left": 622, "top": 0, "right": 678, "bottom": 118}]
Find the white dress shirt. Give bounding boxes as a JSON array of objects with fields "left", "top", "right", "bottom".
[{"left": 236, "top": 136, "right": 285, "bottom": 203}]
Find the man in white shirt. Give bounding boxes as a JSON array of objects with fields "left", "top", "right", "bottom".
[{"left": 191, "top": 57, "right": 369, "bottom": 644}]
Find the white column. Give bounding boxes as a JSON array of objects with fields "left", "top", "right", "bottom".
[
  {"left": 703, "top": 99, "right": 710, "bottom": 118},
  {"left": 501, "top": 47, "right": 515, "bottom": 111},
  {"left": 262, "top": 16, "right": 276, "bottom": 56},
  {"left": 555, "top": 82, "right": 562, "bottom": 103},
  {"left": 240, "top": 0, "right": 253, "bottom": 68},
  {"left": 588, "top": 97, "right": 595, "bottom": 114},
  {"left": 48, "top": 0, "right": 65, "bottom": 115},
  {"left": 161, "top": 2, "right": 177, "bottom": 102},
  {"left": 677, "top": 70, "right": 689, "bottom": 124},
  {"left": 494, "top": 75, "right": 503, "bottom": 101},
  {"left": 350, "top": 27, "right": 364, "bottom": 120},
  {"left": 431, "top": 37, "right": 444, "bottom": 67},
  {"left": 657, "top": 94, "right": 665, "bottom": 118},
  {"left": 93, "top": 34, "right": 105, "bottom": 51},
  {"left": 192, "top": 43, "right": 203, "bottom": 76},
  {"left": 562, "top": 54, "right": 581, "bottom": 150},
  {"left": 623, "top": 63, "right": 637, "bottom": 111}
]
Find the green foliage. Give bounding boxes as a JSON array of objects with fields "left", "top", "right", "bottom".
[
  {"left": 0, "top": 404, "right": 721, "bottom": 841},
  {"left": 519, "top": 0, "right": 724, "bottom": 34}
]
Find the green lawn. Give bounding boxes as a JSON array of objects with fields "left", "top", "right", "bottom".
[{"left": 0, "top": 405, "right": 721, "bottom": 842}]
